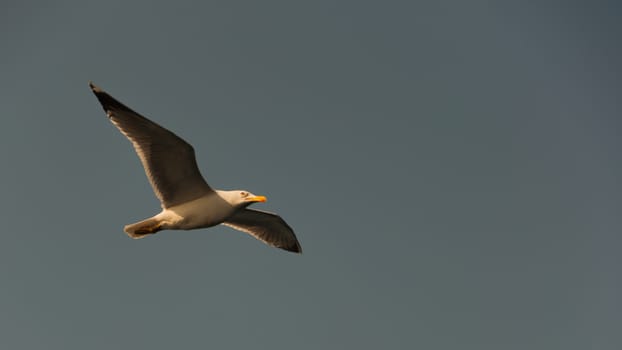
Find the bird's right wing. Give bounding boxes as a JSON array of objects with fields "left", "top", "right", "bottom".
[
  {"left": 222, "top": 209, "right": 302, "bottom": 253},
  {"left": 90, "top": 83, "right": 213, "bottom": 208}
]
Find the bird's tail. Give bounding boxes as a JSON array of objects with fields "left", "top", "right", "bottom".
[{"left": 123, "top": 217, "right": 163, "bottom": 239}]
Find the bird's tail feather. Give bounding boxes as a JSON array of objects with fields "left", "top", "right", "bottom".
[{"left": 124, "top": 217, "right": 163, "bottom": 239}]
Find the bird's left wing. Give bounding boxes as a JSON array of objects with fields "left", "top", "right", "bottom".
[
  {"left": 89, "top": 82, "right": 213, "bottom": 208},
  {"left": 222, "top": 209, "right": 302, "bottom": 253}
]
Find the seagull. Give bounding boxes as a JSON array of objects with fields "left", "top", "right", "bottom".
[{"left": 89, "top": 82, "right": 302, "bottom": 253}]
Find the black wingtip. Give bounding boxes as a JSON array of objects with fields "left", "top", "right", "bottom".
[
  {"left": 284, "top": 241, "right": 303, "bottom": 254},
  {"left": 88, "top": 81, "right": 101, "bottom": 92},
  {"left": 88, "top": 82, "right": 139, "bottom": 116}
]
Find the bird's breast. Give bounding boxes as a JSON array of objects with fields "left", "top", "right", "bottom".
[{"left": 159, "top": 194, "right": 236, "bottom": 230}]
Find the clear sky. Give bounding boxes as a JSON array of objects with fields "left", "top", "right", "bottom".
[{"left": 1, "top": 1, "right": 620, "bottom": 349}]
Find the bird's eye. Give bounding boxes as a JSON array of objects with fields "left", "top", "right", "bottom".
[{"left": 240, "top": 191, "right": 248, "bottom": 197}]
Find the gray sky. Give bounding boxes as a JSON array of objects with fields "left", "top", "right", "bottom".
[{"left": 1, "top": 1, "right": 620, "bottom": 349}]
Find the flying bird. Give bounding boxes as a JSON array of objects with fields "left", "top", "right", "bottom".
[{"left": 89, "top": 82, "right": 302, "bottom": 253}]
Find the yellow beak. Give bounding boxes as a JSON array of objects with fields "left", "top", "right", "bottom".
[{"left": 247, "top": 195, "right": 267, "bottom": 203}]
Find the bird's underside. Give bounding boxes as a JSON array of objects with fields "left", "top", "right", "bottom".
[{"left": 89, "top": 82, "right": 302, "bottom": 253}]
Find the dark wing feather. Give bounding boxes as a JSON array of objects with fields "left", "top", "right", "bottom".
[
  {"left": 223, "top": 209, "right": 302, "bottom": 253},
  {"left": 90, "top": 82, "right": 213, "bottom": 208}
]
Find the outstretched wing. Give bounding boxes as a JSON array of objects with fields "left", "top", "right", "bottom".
[
  {"left": 90, "top": 82, "right": 213, "bottom": 208},
  {"left": 223, "top": 209, "right": 302, "bottom": 253}
]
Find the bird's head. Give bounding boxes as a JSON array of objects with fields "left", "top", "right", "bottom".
[{"left": 219, "top": 190, "right": 267, "bottom": 208}]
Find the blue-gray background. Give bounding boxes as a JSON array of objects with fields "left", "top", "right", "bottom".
[{"left": 1, "top": 1, "right": 620, "bottom": 349}]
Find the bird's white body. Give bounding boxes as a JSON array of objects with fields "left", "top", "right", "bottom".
[{"left": 156, "top": 191, "right": 236, "bottom": 230}]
